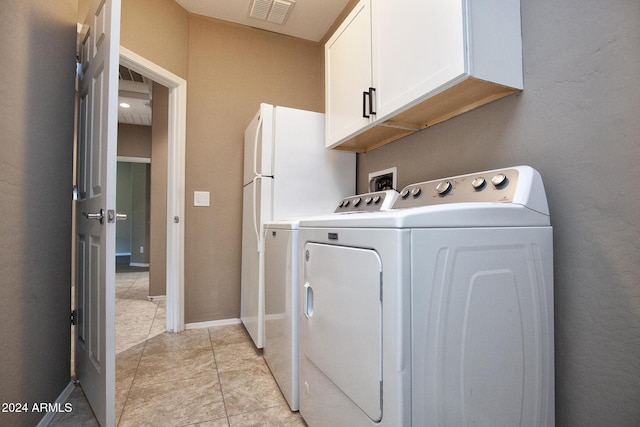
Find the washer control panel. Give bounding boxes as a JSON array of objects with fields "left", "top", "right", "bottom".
[
  {"left": 394, "top": 168, "right": 519, "bottom": 209},
  {"left": 334, "top": 190, "right": 399, "bottom": 213}
]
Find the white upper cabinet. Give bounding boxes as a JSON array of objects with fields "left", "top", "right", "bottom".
[
  {"left": 374, "top": 0, "right": 466, "bottom": 120},
  {"left": 325, "top": 0, "right": 374, "bottom": 148},
  {"left": 326, "top": 0, "right": 523, "bottom": 152}
]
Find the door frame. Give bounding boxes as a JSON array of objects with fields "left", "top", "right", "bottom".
[{"left": 119, "top": 46, "right": 186, "bottom": 332}]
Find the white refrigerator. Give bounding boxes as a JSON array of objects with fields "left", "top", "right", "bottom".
[{"left": 241, "top": 103, "right": 355, "bottom": 348}]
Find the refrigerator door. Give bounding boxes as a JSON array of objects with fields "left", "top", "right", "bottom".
[
  {"left": 241, "top": 175, "right": 273, "bottom": 348},
  {"left": 244, "top": 103, "right": 274, "bottom": 186},
  {"left": 271, "top": 106, "right": 355, "bottom": 219}
]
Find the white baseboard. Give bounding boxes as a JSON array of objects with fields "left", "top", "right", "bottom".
[
  {"left": 186, "top": 318, "right": 241, "bottom": 330},
  {"left": 129, "top": 262, "right": 149, "bottom": 267},
  {"left": 147, "top": 295, "right": 166, "bottom": 302},
  {"left": 37, "top": 380, "right": 76, "bottom": 427}
]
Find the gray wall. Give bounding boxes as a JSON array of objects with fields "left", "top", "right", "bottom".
[
  {"left": 116, "top": 162, "right": 134, "bottom": 255},
  {"left": 116, "top": 162, "right": 150, "bottom": 264},
  {"left": 0, "top": 1, "right": 77, "bottom": 426},
  {"left": 358, "top": 0, "right": 640, "bottom": 424},
  {"left": 130, "top": 162, "right": 150, "bottom": 265}
]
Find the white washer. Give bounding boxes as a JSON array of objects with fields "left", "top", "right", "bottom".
[
  {"left": 298, "top": 166, "right": 554, "bottom": 427},
  {"left": 263, "top": 190, "right": 399, "bottom": 412}
]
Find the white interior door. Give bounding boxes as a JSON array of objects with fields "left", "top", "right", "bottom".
[{"left": 76, "top": 0, "right": 121, "bottom": 425}]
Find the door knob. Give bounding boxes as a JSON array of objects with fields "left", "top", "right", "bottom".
[
  {"left": 106, "top": 210, "right": 127, "bottom": 223},
  {"left": 82, "top": 209, "right": 105, "bottom": 224}
]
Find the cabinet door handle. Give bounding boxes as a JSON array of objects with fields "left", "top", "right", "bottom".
[
  {"left": 363, "top": 90, "right": 370, "bottom": 118},
  {"left": 369, "top": 87, "right": 376, "bottom": 115}
]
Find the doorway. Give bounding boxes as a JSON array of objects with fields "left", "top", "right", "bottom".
[
  {"left": 116, "top": 160, "right": 150, "bottom": 273},
  {"left": 119, "top": 47, "right": 186, "bottom": 332}
]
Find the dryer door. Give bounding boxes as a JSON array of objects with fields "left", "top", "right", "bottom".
[{"left": 302, "top": 242, "right": 382, "bottom": 422}]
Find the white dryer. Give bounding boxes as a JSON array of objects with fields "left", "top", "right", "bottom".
[
  {"left": 263, "top": 190, "right": 399, "bottom": 412},
  {"left": 297, "top": 166, "right": 554, "bottom": 427}
]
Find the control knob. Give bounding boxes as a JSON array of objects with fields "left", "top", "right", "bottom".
[
  {"left": 410, "top": 187, "right": 422, "bottom": 198},
  {"left": 471, "top": 177, "right": 486, "bottom": 190},
  {"left": 491, "top": 173, "right": 508, "bottom": 187},
  {"left": 435, "top": 180, "right": 452, "bottom": 195}
]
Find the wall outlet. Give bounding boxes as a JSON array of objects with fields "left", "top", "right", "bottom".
[{"left": 140, "top": 246, "right": 144, "bottom": 254}]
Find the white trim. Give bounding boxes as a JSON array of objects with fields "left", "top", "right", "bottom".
[
  {"left": 129, "top": 262, "right": 149, "bottom": 267},
  {"left": 147, "top": 295, "right": 166, "bottom": 301},
  {"left": 119, "top": 46, "right": 186, "bottom": 333},
  {"left": 36, "top": 381, "right": 76, "bottom": 427},
  {"left": 186, "top": 318, "right": 242, "bottom": 330},
  {"left": 117, "top": 156, "right": 151, "bottom": 164}
]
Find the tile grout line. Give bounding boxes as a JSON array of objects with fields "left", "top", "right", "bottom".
[
  {"left": 208, "top": 327, "right": 231, "bottom": 425},
  {"left": 115, "top": 271, "right": 152, "bottom": 427}
]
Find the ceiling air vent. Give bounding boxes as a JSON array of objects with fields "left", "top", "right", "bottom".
[{"left": 248, "top": 0, "right": 296, "bottom": 25}]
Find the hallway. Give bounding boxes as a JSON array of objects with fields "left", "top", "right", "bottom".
[{"left": 51, "top": 272, "right": 305, "bottom": 426}]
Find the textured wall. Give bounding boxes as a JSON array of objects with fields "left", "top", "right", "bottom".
[
  {"left": 357, "top": 0, "right": 640, "bottom": 424},
  {"left": 184, "top": 16, "right": 323, "bottom": 323},
  {"left": 150, "top": 83, "right": 169, "bottom": 297},
  {"left": 0, "top": 1, "right": 77, "bottom": 426},
  {"left": 120, "top": 0, "right": 189, "bottom": 79},
  {"left": 117, "top": 123, "right": 152, "bottom": 158}
]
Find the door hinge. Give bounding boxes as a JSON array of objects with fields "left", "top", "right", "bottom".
[{"left": 71, "top": 309, "right": 77, "bottom": 325}]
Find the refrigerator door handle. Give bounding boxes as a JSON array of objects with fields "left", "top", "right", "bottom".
[
  {"left": 253, "top": 115, "right": 263, "bottom": 177},
  {"left": 252, "top": 175, "right": 264, "bottom": 253}
]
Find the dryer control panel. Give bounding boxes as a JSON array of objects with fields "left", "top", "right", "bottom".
[
  {"left": 394, "top": 168, "right": 520, "bottom": 209},
  {"left": 334, "top": 190, "right": 399, "bottom": 213}
]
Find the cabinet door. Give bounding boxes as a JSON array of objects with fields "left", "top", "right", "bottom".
[
  {"left": 325, "top": 0, "right": 373, "bottom": 148},
  {"left": 374, "top": 0, "right": 466, "bottom": 121}
]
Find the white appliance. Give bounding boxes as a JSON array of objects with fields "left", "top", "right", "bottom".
[
  {"left": 263, "top": 190, "right": 398, "bottom": 411},
  {"left": 241, "top": 103, "right": 355, "bottom": 349},
  {"left": 298, "top": 166, "right": 554, "bottom": 427},
  {"left": 264, "top": 220, "right": 300, "bottom": 410}
]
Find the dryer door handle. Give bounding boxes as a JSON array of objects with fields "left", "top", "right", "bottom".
[{"left": 304, "top": 282, "right": 314, "bottom": 318}]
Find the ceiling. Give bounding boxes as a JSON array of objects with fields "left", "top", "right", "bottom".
[
  {"left": 118, "top": 65, "right": 153, "bottom": 126},
  {"left": 175, "top": 0, "right": 351, "bottom": 42}
]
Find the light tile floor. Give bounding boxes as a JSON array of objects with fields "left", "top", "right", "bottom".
[{"left": 51, "top": 271, "right": 306, "bottom": 426}]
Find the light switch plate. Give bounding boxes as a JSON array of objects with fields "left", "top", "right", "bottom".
[{"left": 194, "top": 191, "right": 210, "bottom": 207}]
